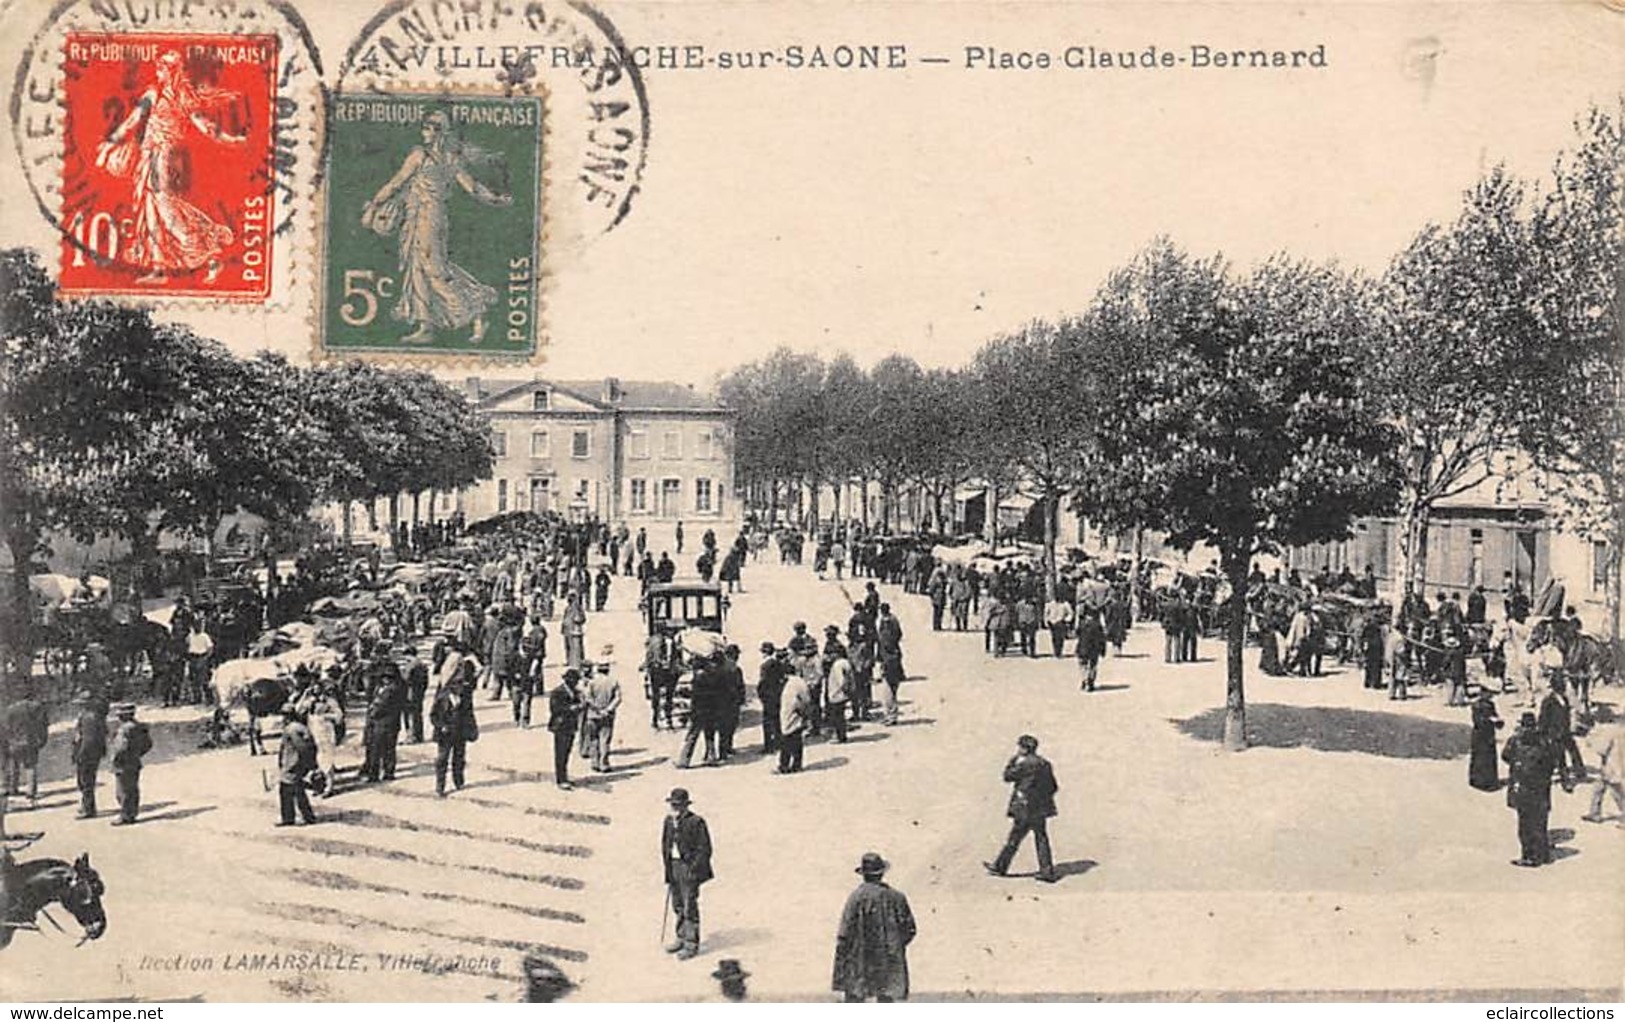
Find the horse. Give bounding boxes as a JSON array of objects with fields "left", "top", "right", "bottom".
[
  {"left": 1528, "top": 618, "right": 1613, "bottom": 721},
  {"left": 1, "top": 851, "right": 107, "bottom": 950},
  {"left": 214, "top": 673, "right": 291, "bottom": 756}
]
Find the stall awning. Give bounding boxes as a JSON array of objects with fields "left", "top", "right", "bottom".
[
  {"left": 997, "top": 494, "right": 1036, "bottom": 512},
  {"left": 953, "top": 484, "right": 987, "bottom": 502}
]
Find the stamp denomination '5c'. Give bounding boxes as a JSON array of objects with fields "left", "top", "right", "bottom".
[
  {"left": 59, "top": 34, "right": 281, "bottom": 299},
  {"left": 320, "top": 93, "right": 544, "bottom": 359}
]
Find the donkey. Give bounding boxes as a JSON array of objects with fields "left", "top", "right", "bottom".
[{"left": 1, "top": 851, "right": 107, "bottom": 950}]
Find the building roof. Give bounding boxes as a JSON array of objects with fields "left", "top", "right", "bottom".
[{"left": 470, "top": 377, "right": 726, "bottom": 413}]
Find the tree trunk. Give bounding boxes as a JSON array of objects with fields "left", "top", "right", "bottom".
[
  {"left": 389, "top": 494, "right": 400, "bottom": 537},
  {"left": 1130, "top": 527, "right": 1145, "bottom": 621},
  {"left": 342, "top": 500, "right": 354, "bottom": 548},
  {"left": 1042, "top": 489, "right": 1059, "bottom": 601},
  {"left": 1221, "top": 544, "right": 1251, "bottom": 751},
  {"left": 1609, "top": 500, "right": 1624, "bottom": 648},
  {"left": 986, "top": 481, "right": 999, "bottom": 544},
  {"left": 129, "top": 528, "right": 162, "bottom": 599},
  {"left": 1395, "top": 494, "right": 1433, "bottom": 601},
  {"left": 412, "top": 491, "right": 422, "bottom": 526}
]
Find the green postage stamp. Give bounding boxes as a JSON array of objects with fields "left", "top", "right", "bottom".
[{"left": 319, "top": 93, "right": 544, "bottom": 358}]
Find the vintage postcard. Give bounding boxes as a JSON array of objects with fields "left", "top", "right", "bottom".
[{"left": 0, "top": 0, "right": 1622, "bottom": 1009}]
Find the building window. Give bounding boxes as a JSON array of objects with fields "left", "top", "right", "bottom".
[
  {"left": 530, "top": 430, "right": 551, "bottom": 458},
  {"left": 695, "top": 478, "right": 713, "bottom": 514},
  {"left": 573, "top": 478, "right": 591, "bottom": 503},
  {"left": 514, "top": 480, "right": 528, "bottom": 511},
  {"left": 530, "top": 478, "right": 551, "bottom": 513},
  {"left": 1594, "top": 541, "right": 1610, "bottom": 593},
  {"left": 533, "top": 390, "right": 550, "bottom": 411},
  {"left": 663, "top": 430, "right": 682, "bottom": 459},
  {"left": 491, "top": 429, "right": 508, "bottom": 458},
  {"left": 630, "top": 478, "right": 648, "bottom": 513},
  {"left": 695, "top": 429, "right": 714, "bottom": 461},
  {"left": 1469, "top": 528, "right": 1484, "bottom": 587},
  {"left": 572, "top": 429, "right": 591, "bottom": 459},
  {"left": 498, "top": 479, "right": 509, "bottom": 513},
  {"left": 629, "top": 430, "right": 650, "bottom": 459}
]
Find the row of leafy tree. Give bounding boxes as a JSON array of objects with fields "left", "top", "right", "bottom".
[
  {"left": 719, "top": 102, "right": 1620, "bottom": 748},
  {"left": 1, "top": 248, "right": 495, "bottom": 601}
]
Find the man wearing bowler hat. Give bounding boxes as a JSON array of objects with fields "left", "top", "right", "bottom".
[
  {"left": 833, "top": 852, "right": 917, "bottom": 1002},
  {"left": 985, "top": 734, "right": 1060, "bottom": 882},
  {"left": 661, "top": 787, "right": 714, "bottom": 960}
]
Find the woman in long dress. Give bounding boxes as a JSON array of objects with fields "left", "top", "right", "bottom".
[
  {"left": 1469, "top": 690, "right": 1504, "bottom": 791},
  {"left": 362, "top": 111, "right": 512, "bottom": 344},
  {"left": 95, "top": 51, "right": 246, "bottom": 284}
]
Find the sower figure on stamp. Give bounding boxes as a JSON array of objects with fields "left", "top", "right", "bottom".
[
  {"left": 661, "top": 787, "right": 713, "bottom": 961},
  {"left": 985, "top": 734, "right": 1060, "bottom": 883},
  {"left": 832, "top": 852, "right": 916, "bottom": 1003},
  {"left": 361, "top": 109, "right": 513, "bottom": 345},
  {"left": 94, "top": 50, "right": 247, "bottom": 285}
]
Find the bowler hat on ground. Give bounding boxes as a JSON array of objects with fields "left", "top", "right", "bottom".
[
  {"left": 855, "top": 852, "right": 888, "bottom": 876},
  {"left": 666, "top": 787, "right": 691, "bottom": 806},
  {"left": 711, "top": 959, "right": 749, "bottom": 981}
]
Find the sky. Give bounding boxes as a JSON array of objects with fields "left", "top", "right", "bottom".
[{"left": 2, "top": 0, "right": 1619, "bottom": 389}]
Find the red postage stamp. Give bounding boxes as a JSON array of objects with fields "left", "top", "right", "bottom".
[{"left": 58, "top": 33, "right": 280, "bottom": 300}]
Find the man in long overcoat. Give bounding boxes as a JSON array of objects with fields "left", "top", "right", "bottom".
[
  {"left": 661, "top": 787, "right": 713, "bottom": 960},
  {"left": 1503, "top": 712, "right": 1556, "bottom": 866},
  {"left": 985, "top": 734, "right": 1060, "bottom": 882},
  {"left": 430, "top": 669, "right": 479, "bottom": 797},
  {"left": 72, "top": 690, "right": 109, "bottom": 819},
  {"left": 277, "top": 707, "right": 319, "bottom": 826},
  {"left": 832, "top": 852, "right": 916, "bottom": 1002}
]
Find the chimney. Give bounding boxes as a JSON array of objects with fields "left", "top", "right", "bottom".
[
  {"left": 464, "top": 376, "right": 483, "bottom": 400},
  {"left": 604, "top": 377, "right": 623, "bottom": 404}
]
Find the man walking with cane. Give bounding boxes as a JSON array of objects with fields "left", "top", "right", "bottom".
[{"left": 660, "top": 787, "right": 713, "bottom": 961}]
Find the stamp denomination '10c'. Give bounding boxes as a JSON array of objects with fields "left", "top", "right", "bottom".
[{"left": 59, "top": 34, "right": 281, "bottom": 299}]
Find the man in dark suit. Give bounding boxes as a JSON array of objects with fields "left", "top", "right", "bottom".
[
  {"left": 71, "top": 689, "right": 109, "bottom": 819},
  {"left": 1538, "top": 677, "right": 1585, "bottom": 787},
  {"left": 276, "top": 706, "right": 319, "bottom": 827},
  {"left": 985, "top": 734, "right": 1059, "bottom": 883},
  {"left": 548, "top": 670, "right": 584, "bottom": 790},
  {"left": 660, "top": 787, "right": 713, "bottom": 960},
  {"left": 1503, "top": 712, "right": 1556, "bottom": 866}
]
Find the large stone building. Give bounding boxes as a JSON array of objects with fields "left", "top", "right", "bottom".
[{"left": 458, "top": 376, "right": 736, "bottom": 524}]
